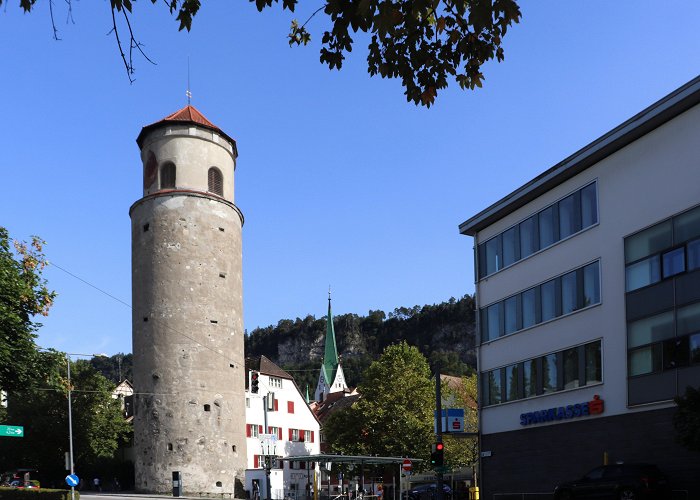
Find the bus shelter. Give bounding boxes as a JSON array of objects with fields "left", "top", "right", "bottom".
[{"left": 282, "top": 454, "right": 422, "bottom": 500}]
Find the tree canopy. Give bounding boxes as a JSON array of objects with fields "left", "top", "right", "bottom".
[
  {"left": 4, "top": 0, "right": 521, "bottom": 106},
  {"left": 0, "top": 354, "right": 132, "bottom": 486},
  {"left": 0, "top": 227, "right": 56, "bottom": 394},
  {"left": 323, "top": 342, "right": 479, "bottom": 474},
  {"left": 441, "top": 374, "right": 478, "bottom": 469}
]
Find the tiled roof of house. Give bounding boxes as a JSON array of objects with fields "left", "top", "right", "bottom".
[
  {"left": 312, "top": 389, "right": 360, "bottom": 423},
  {"left": 136, "top": 104, "right": 237, "bottom": 152},
  {"left": 245, "top": 355, "right": 293, "bottom": 382}
]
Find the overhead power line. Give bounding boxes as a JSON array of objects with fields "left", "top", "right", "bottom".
[{"left": 48, "top": 261, "right": 241, "bottom": 368}]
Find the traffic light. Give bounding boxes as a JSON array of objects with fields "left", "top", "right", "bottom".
[
  {"left": 251, "top": 371, "right": 260, "bottom": 394},
  {"left": 430, "top": 442, "right": 444, "bottom": 467}
]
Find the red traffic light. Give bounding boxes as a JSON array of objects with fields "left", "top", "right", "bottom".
[
  {"left": 436, "top": 442, "right": 444, "bottom": 451},
  {"left": 251, "top": 371, "right": 260, "bottom": 393}
]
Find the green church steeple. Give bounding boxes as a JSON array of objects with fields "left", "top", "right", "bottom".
[{"left": 323, "top": 292, "right": 340, "bottom": 385}]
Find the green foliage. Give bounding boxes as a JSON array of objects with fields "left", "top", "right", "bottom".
[
  {"left": 441, "top": 374, "right": 478, "bottom": 468},
  {"left": 0, "top": 227, "right": 56, "bottom": 394},
  {"left": 2, "top": 0, "right": 520, "bottom": 106},
  {"left": 89, "top": 353, "right": 133, "bottom": 384},
  {"left": 674, "top": 385, "right": 700, "bottom": 451},
  {"left": 0, "top": 488, "right": 77, "bottom": 500},
  {"left": 324, "top": 342, "right": 435, "bottom": 466},
  {"left": 0, "top": 355, "right": 132, "bottom": 483}
]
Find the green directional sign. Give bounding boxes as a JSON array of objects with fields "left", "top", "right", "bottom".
[{"left": 0, "top": 425, "right": 24, "bottom": 437}]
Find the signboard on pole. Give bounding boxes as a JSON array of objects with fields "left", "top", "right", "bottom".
[
  {"left": 0, "top": 425, "right": 24, "bottom": 437},
  {"left": 433, "top": 409, "right": 464, "bottom": 433},
  {"left": 402, "top": 459, "right": 412, "bottom": 472}
]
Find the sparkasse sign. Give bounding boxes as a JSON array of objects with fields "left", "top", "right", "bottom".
[{"left": 519, "top": 395, "right": 604, "bottom": 426}]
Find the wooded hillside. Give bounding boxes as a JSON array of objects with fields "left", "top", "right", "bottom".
[{"left": 245, "top": 295, "right": 477, "bottom": 391}]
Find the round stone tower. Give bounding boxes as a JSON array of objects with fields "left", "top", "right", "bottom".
[{"left": 130, "top": 105, "right": 247, "bottom": 495}]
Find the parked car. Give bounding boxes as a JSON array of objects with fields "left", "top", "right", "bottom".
[
  {"left": 554, "top": 463, "right": 670, "bottom": 500},
  {"left": 7, "top": 480, "right": 40, "bottom": 489},
  {"left": 401, "top": 483, "right": 452, "bottom": 500}
]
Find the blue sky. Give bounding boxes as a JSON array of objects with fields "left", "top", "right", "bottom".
[{"left": 2, "top": 1, "right": 699, "bottom": 356}]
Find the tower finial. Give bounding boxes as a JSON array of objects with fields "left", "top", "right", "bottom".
[
  {"left": 328, "top": 285, "right": 331, "bottom": 304},
  {"left": 186, "top": 56, "right": 192, "bottom": 105}
]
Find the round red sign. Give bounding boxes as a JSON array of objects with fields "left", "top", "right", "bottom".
[{"left": 402, "top": 459, "right": 412, "bottom": 471}]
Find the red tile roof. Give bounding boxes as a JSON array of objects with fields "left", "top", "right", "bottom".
[
  {"left": 162, "top": 105, "right": 219, "bottom": 129},
  {"left": 136, "top": 105, "right": 237, "bottom": 153}
]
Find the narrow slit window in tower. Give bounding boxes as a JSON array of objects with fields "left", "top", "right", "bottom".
[
  {"left": 160, "top": 162, "right": 176, "bottom": 189},
  {"left": 204, "top": 404, "right": 211, "bottom": 412},
  {"left": 208, "top": 167, "right": 223, "bottom": 196},
  {"left": 167, "top": 443, "right": 173, "bottom": 451}
]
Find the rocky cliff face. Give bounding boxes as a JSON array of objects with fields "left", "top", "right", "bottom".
[{"left": 245, "top": 295, "right": 477, "bottom": 388}]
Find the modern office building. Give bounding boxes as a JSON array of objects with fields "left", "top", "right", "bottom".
[{"left": 460, "top": 77, "right": 700, "bottom": 498}]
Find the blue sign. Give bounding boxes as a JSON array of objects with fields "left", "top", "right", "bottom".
[
  {"left": 66, "top": 474, "right": 79, "bottom": 487},
  {"left": 434, "top": 408, "right": 465, "bottom": 433}
]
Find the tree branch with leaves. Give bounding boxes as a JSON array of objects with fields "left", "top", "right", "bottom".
[{"left": 4, "top": 0, "right": 520, "bottom": 105}]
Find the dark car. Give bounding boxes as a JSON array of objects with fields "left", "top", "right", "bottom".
[
  {"left": 401, "top": 483, "right": 452, "bottom": 500},
  {"left": 554, "top": 463, "right": 669, "bottom": 500}
]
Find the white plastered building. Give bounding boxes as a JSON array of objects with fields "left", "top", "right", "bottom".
[{"left": 245, "top": 356, "right": 321, "bottom": 499}]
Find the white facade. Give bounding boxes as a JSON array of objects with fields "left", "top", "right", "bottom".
[
  {"left": 314, "top": 363, "right": 348, "bottom": 402},
  {"left": 471, "top": 95, "right": 700, "bottom": 435},
  {"left": 245, "top": 368, "right": 320, "bottom": 499},
  {"left": 460, "top": 77, "right": 700, "bottom": 497}
]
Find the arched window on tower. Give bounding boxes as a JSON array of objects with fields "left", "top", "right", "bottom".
[
  {"left": 160, "top": 162, "right": 176, "bottom": 189},
  {"left": 208, "top": 167, "right": 223, "bottom": 196}
]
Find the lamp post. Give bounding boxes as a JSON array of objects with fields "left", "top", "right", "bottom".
[{"left": 64, "top": 352, "right": 107, "bottom": 500}]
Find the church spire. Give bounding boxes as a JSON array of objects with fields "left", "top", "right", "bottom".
[{"left": 323, "top": 290, "right": 340, "bottom": 385}]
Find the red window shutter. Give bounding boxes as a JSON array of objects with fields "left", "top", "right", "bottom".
[
  {"left": 300, "top": 430, "right": 305, "bottom": 441},
  {"left": 289, "top": 428, "right": 293, "bottom": 441},
  {"left": 259, "top": 425, "right": 263, "bottom": 434},
  {"left": 278, "top": 427, "right": 282, "bottom": 440},
  {"left": 254, "top": 455, "right": 259, "bottom": 468},
  {"left": 274, "top": 399, "right": 279, "bottom": 411},
  {"left": 246, "top": 424, "right": 251, "bottom": 437},
  {"left": 288, "top": 401, "right": 294, "bottom": 413},
  {"left": 310, "top": 431, "right": 314, "bottom": 443}
]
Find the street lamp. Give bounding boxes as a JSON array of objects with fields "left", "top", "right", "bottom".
[{"left": 65, "top": 352, "right": 107, "bottom": 500}]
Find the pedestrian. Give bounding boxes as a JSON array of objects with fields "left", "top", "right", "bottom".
[
  {"left": 93, "top": 477, "right": 101, "bottom": 492},
  {"left": 252, "top": 479, "right": 260, "bottom": 500}
]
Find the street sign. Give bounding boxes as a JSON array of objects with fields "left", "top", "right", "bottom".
[
  {"left": 433, "top": 409, "right": 464, "bottom": 433},
  {"left": 65, "top": 474, "right": 79, "bottom": 487},
  {"left": 0, "top": 425, "right": 24, "bottom": 437},
  {"left": 402, "top": 459, "right": 412, "bottom": 472}
]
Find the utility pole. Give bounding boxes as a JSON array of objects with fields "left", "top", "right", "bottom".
[
  {"left": 67, "top": 357, "right": 75, "bottom": 500},
  {"left": 263, "top": 395, "right": 272, "bottom": 500},
  {"left": 435, "top": 363, "right": 443, "bottom": 500}
]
